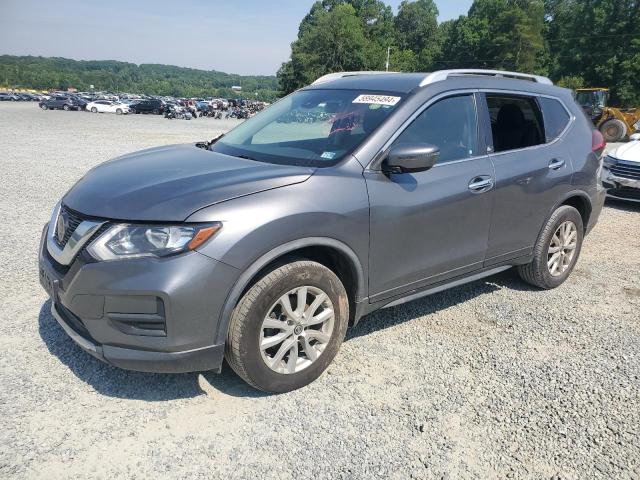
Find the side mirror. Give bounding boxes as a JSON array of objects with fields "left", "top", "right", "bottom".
[
  {"left": 630, "top": 133, "right": 640, "bottom": 142},
  {"left": 383, "top": 143, "right": 440, "bottom": 174}
]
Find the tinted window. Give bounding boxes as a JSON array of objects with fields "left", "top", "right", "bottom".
[
  {"left": 487, "top": 95, "right": 545, "bottom": 152},
  {"left": 392, "top": 95, "right": 478, "bottom": 165},
  {"left": 538, "top": 97, "right": 571, "bottom": 142}
]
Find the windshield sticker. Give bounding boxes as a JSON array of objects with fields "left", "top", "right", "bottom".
[
  {"left": 353, "top": 94, "right": 401, "bottom": 106},
  {"left": 320, "top": 151, "right": 337, "bottom": 160}
]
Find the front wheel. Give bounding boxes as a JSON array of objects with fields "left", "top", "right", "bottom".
[
  {"left": 600, "top": 119, "right": 626, "bottom": 142},
  {"left": 115, "top": 108, "right": 122, "bottom": 115},
  {"left": 63, "top": 104, "right": 70, "bottom": 111},
  {"left": 91, "top": 107, "right": 98, "bottom": 113},
  {"left": 517, "top": 205, "right": 583, "bottom": 289},
  {"left": 225, "top": 261, "right": 349, "bottom": 393},
  {"left": 40, "top": 104, "right": 48, "bottom": 110}
]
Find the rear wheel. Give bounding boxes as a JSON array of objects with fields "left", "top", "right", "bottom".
[
  {"left": 91, "top": 107, "right": 98, "bottom": 113},
  {"left": 600, "top": 119, "right": 626, "bottom": 142},
  {"left": 116, "top": 108, "right": 123, "bottom": 115},
  {"left": 225, "top": 260, "right": 349, "bottom": 393},
  {"left": 40, "top": 104, "right": 48, "bottom": 110},
  {"left": 152, "top": 108, "right": 160, "bottom": 115},
  {"left": 517, "top": 205, "right": 583, "bottom": 289}
]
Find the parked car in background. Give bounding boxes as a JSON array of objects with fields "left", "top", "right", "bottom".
[
  {"left": 86, "top": 100, "right": 129, "bottom": 115},
  {"left": 128, "top": 98, "right": 164, "bottom": 114},
  {"left": 0, "top": 92, "right": 21, "bottom": 101},
  {"left": 38, "top": 69, "right": 606, "bottom": 393},
  {"left": 39, "top": 96, "right": 85, "bottom": 111},
  {"left": 602, "top": 133, "right": 640, "bottom": 202}
]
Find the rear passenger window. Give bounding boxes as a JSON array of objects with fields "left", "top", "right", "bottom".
[
  {"left": 538, "top": 97, "right": 571, "bottom": 142},
  {"left": 392, "top": 95, "right": 478, "bottom": 165},
  {"left": 486, "top": 95, "right": 545, "bottom": 152}
]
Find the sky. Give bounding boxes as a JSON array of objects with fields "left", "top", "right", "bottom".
[{"left": 0, "top": 0, "right": 473, "bottom": 76}]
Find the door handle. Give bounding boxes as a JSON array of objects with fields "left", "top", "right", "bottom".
[
  {"left": 468, "top": 176, "right": 494, "bottom": 193},
  {"left": 548, "top": 158, "right": 565, "bottom": 170}
]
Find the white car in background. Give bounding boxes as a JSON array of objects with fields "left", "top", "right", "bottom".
[
  {"left": 602, "top": 133, "right": 640, "bottom": 203},
  {"left": 86, "top": 100, "right": 129, "bottom": 115}
]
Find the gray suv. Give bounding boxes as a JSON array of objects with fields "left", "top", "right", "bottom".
[{"left": 39, "top": 70, "right": 606, "bottom": 392}]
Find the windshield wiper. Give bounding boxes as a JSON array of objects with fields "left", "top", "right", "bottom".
[
  {"left": 195, "top": 134, "right": 225, "bottom": 150},
  {"left": 235, "top": 154, "right": 257, "bottom": 161}
]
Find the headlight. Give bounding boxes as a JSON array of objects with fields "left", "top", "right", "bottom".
[{"left": 87, "top": 223, "right": 221, "bottom": 261}]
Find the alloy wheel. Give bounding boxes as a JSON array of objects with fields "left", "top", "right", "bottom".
[
  {"left": 547, "top": 221, "right": 578, "bottom": 276},
  {"left": 260, "top": 286, "right": 334, "bottom": 374}
]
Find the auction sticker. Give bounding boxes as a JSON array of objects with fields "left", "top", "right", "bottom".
[{"left": 352, "top": 94, "right": 401, "bottom": 106}]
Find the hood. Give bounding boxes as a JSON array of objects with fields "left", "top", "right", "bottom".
[
  {"left": 612, "top": 141, "right": 640, "bottom": 163},
  {"left": 63, "top": 144, "right": 314, "bottom": 221}
]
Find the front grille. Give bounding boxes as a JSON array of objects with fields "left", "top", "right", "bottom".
[
  {"left": 610, "top": 161, "right": 640, "bottom": 180},
  {"left": 56, "top": 205, "right": 84, "bottom": 247},
  {"left": 608, "top": 187, "right": 640, "bottom": 201},
  {"left": 49, "top": 206, "right": 110, "bottom": 271}
]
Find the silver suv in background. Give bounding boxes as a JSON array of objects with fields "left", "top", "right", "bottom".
[{"left": 39, "top": 70, "right": 606, "bottom": 392}]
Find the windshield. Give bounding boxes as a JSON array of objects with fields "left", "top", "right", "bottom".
[
  {"left": 576, "top": 90, "right": 606, "bottom": 108},
  {"left": 210, "top": 89, "right": 403, "bottom": 167}
]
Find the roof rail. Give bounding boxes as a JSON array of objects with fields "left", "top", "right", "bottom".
[
  {"left": 420, "top": 69, "right": 553, "bottom": 87},
  {"left": 312, "top": 71, "right": 395, "bottom": 85}
]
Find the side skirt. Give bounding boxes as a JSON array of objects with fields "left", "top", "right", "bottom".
[{"left": 353, "top": 265, "right": 512, "bottom": 324}]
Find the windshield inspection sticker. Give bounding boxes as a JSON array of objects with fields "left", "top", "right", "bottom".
[
  {"left": 352, "top": 94, "right": 401, "bottom": 106},
  {"left": 321, "top": 151, "right": 337, "bottom": 160}
]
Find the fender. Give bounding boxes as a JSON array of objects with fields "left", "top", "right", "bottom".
[
  {"left": 551, "top": 189, "right": 592, "bottom": 221},
  {"left": 213, "top": 237, "right": 366, "bottom": 345},
  {"left": 537, "top": 189, "right": 593, "bottom": 241}
]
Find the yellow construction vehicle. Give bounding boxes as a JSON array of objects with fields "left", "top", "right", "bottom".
[{"left": 575, "top": 88, "right": 640, "bottom": 142}]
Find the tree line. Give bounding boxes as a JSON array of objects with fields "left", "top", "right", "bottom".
[
  {"left": 0, "top": 55, "right": 280, "bottom": 101},
  {"left": 277, "top": 0, "right": 640, "bottom": 106}
]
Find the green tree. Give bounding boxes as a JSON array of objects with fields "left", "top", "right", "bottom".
[
  {"left": 0, "top": 55, "right": 279, "bottom": 100},
  {"left": 437, "top": 0, "right": 545, "bottom": 73},
  {"left": 545, "top": 0, "right": 640, "bottom": 105},
  {"left": 394, "top": 0, "right": 441, "bottom": 70},
  {"left": 278, "top": 3, "right": 368, "bottom": 93}
]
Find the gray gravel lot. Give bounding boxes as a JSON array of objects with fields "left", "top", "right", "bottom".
[{"left": 0, "top": 102, "right": 639, "bottom": 479}]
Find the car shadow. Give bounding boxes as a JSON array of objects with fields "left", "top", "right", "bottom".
[
  {"left": 39, "top": 269, "right": 538, "bottom": 400},
  {"left": 38, "top": 301, "right": 267, "bottom": 401},
  {"left": 605, "top": 198, "right": 640, "bottom": 212},
  {"left": 346, "top": 268, "right": 535, "bottom": 340}
]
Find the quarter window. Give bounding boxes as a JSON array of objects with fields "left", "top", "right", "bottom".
[
  {"left": 392, "top": 95, "right": 478, "bottom": 165},
  {"left": 486, "top": 95, "right": 545, "bottom": 152},
  {"left": 538, "top": 97, "right": 571, "bottom": 142}
]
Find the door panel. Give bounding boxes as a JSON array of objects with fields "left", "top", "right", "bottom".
[
  {"left": 366, "top": 158, "right": 495, "bottom": 302},
  {"left": 481, "top": 93, "right": 574, "bottom": 263},
  {"left": 485, "top": 149, "right": 572, "bottom": 262}
]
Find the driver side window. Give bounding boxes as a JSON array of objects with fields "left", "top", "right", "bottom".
[{"left": 392, "top": 95, "right": 478, "bottom": 165}]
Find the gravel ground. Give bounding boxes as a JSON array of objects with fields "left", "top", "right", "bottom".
[{"left": 0, "top": 102, "right": 639, "bottom": 479}]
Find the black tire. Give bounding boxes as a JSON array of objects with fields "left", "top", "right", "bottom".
[
  {"left": 40, "top": 104, "right": 48, "bottom": 110},
  {"left": 225, "top": 260, "right": 349, "bottom": 393},
  {"left": 116, "top": 108, "right": 122, "bottom": 115},
  {"left": 600, "top": 119, "right": 626, "bottom": 142},
  {"left": 63, "top": 104, "right": 70, "bottom": 111},
  {"left": 517, "top": 205, "right": 584, "bottom": 289},
  {"left": 152, "top": 108, "right": 159, "bottom": 115},
  {"left": 91, "top": 107, "right": 98, "bottom": 113}
]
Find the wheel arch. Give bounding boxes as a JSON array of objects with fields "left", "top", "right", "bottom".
[
  {"left": 552, "top": 190, "right": 592, "bottom": 233},
  {"left": 214, "top": 237, "right": 366, "bottom": 345}
]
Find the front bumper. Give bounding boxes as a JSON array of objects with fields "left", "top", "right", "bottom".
[
  {"left": 602, "top": 168, "right": 640, "bottom": 203},
  {"left": 39, "top": 224, "right": 239, "bottom": 373}
]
